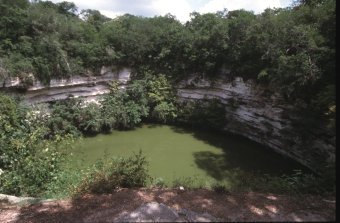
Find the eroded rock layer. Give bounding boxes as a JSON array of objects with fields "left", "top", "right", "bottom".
[
  {"left": 177, "top": 75, "right": 335, "bottom": 174},
  {"left": 0, "top": 67, "right": 130, "bottom": 104}
]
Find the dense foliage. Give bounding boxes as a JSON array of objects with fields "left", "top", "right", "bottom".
[{"left": 0, "top": 93, "right": 74, "bottom": 196}]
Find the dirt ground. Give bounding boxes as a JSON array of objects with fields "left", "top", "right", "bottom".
[{"left": 0, "top": 188, "right": 336, "bottom": 222}]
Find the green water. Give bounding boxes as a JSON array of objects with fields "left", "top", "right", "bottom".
[{"left": 70, "top": 124, "right": 308, "bottom": 186}]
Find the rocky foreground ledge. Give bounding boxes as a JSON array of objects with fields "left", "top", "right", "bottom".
[
  {"left": 0, "top": 188, "right": 335, "bottom": 222},
  {"left": 92, "top": 202, "right": 221, "bottom": 222}
]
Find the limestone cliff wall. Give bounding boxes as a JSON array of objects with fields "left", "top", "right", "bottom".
[
  {"left": 0, "top": 67, "right": 130, "bottom": 104},
  {"left": 177, "top": 76, "right": 335, "bottom": 174}
]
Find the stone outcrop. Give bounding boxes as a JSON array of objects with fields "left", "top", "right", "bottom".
[
  {"left": 0, "top": 66, "right": 130, "bottom": 104},
  {"left": 0, "top": 194, "right": 54, "bottom": 206},
  {"left": 177, "top": 75, "right": 335, "bottom": 174}
]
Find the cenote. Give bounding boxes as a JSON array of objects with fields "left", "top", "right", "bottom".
[{"left": 70, "top": 124, "right": 309, "bottom": 187}]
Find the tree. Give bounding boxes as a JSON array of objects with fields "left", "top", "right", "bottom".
[
  {"left": 185, "top": 12, "right": 229, "bottom": 77},
  {"left": 145, "top": 73, "right": 178, "bottom": 123},
  {"left": 80, "top": 9, "right": 110, "bottom": 30},
  {"left": 0, "top": 0, "right": 28, "bottom": 40},
  {"left": 101, "top": 80, "right": 149, "bottom": 130},
  {"left": 57, "top": 1, "right": 78, "bottom": 16}
]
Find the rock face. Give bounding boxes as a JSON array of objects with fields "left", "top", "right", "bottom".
[
  {"left": 177, "top": 75, "right": 335, "bottom": 174},
  {"left": 0, "top": 66, "right": 130, "bottom": 104}
]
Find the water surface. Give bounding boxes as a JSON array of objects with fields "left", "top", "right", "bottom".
[{"left": 71, "top": 124, "right": 308, "bottom": 186}]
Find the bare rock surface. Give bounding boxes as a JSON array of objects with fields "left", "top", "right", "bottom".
[
  {"left": 115, "top": 202, "right": 177, "bottom": 222},
  {"left": 104, "top": 202, "right": 221, "bottom": 222}
]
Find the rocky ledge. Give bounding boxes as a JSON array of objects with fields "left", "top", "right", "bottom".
[{"left": 0, "top": 66, "right": 130, "bottom": 104}]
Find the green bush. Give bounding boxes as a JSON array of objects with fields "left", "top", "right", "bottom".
[
  {"left": 47, "top": 98, "right": 83, "bottom": 137},
  {"left": 0, "top": 137, "right": 71, "bottom": 196},
  {"left": 151, "top": 101, "right": 177, "bottom": 123},
  {"left": 71, "top": 150, "right": 150, "bottom": 196},
  {"left": 76, "top": 102, "right": 102, "bottom": 135},
  {"left": 48, "top": 99, "right": 102, "bottom": 136}
]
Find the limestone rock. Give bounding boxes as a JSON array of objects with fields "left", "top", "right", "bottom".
[
  {"left": 113, "top": 202, "right": 179, "bottom": 222},
  {"left": 0, "top": 67, "right": 131, "bottom": 105}
]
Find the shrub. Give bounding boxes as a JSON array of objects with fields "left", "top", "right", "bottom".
[
  {"left": 76, "top": 102, "right": 102, "bottom": 135},
  {"left": 72, "top": 150, "right": 150, "bottom": 196},
  {"left": 0, "top": 93, "right": 74, "bottom": 197},
  {"left": 47, "top": 98, "right": 83, "bottom": 137},
  {"left": 151, "top": 101, "right": 177, "bottom": 123},
  {"left": 0, "top": 138, "right": 69, "bottom": 196}
]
